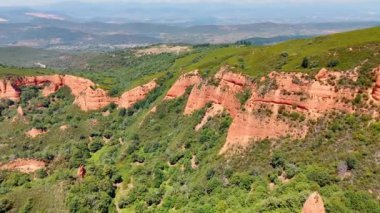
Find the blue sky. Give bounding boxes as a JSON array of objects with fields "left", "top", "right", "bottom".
[
  {"left": 0, "top": 0, "right": 378, "bottom": 24},
  {"left": 0, "top": 0, "right": 379, "bottom": 6}
]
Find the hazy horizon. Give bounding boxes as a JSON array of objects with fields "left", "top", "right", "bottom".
[{"left": 0, "top": 0, "right": 379, "bottom": 24}]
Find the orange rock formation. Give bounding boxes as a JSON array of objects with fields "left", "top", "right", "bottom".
[
  {"left": 0, "top": 75, "right": 157, "bottom": 111},
  {"left": 164, "top": 70, "right": 202, "bottom": 100},
  {"left": 302, "top": 192, "right": 325, "bottom": 213},
  {"left": 165, "top": 66, "right": 380, "bottom": 154},
  {"left": 0, "top": 79, "right": 20, "bottom": 101},
  {"left": 119, "top": 80, "right": 158, "bottom": 109},
  {"left": 0, "top": 159, "right": 46, "bottom": 173},
  {"left": 184, "top": 68, "right": 251, "bottom": 117}
]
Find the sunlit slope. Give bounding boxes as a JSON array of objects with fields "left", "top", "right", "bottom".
[{"left": 174, "top": 26, "right": 380, "bottom": 76}]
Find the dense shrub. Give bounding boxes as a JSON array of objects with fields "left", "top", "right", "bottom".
[
  {"left": 271, "top": 153, "right": 285, "bottom": 168},
  {"left": 0, "top": 198, "right": 13, "bottom": 213},
  {"left": 327, "top": 60, "right": 339, "bottom": 67},
  {"left": 89, "top": 140, "right": 103, "bottom": 153},
  {"left": 66, "top": 167, "right": 118, "bottom": 213},
  {"left": 301, "top": 57, "right": 309, "bottom": 68},
  {"left": 36, "top": 169, "right": 48, "bottom": 179},
  {"left": 118, "top": 194, "right": 137, "bottom": 209},
  {"left": 343, "top": 191, "right": 380, "bottom": 212},
  {"left": 20, "top": 86, "right": 39, "bottom": 105},
  {"left": 306, "top": 167, "right": 334, "bottom": 187},
  {"left": 346, "top": 156, "right": 357, "bottom": 170}
]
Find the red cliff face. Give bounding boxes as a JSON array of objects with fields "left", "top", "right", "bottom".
[
  {"left": 164, "top": 70, "right": 202, "bottom": 100},
  {"left": 0, "top": 75, "right": 157, "bottom": 111},
  {"left": 0, "top": 79, "right": 20, "bottom": 101},
  {"left": 166, "top": 66, "right": 379, "bottom": 154},
  {"left": 119, "top": 80, "right": 158, "bottom": 109},
  {"left": 184, "top": 68, "right": 252, "bottom": 117}
]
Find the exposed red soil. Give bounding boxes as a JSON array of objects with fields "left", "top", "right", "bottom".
[
  {"left": 372, "top": 66, "right": 380, "bottom": 101},
  {"left": 26, "top": 128, "right": 46, "bottom": 138},
  {"left": 165, "top": 66, "right": 380, "bottom": 154},
  {"left": 0, "top": 159, "right": 46, "bottom": 173},
  {"left": 0, "top": 75, "right": 157, "bottom": 111},
  {"left": 302, "top": 192, "right": 325, "bottom": 213}
]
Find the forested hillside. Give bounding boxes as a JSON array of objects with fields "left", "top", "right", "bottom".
[{"left": 0, "top": 27, "right": 380, "bottom": 212}]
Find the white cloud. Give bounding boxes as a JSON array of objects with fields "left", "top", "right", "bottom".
[{"left": 26, "top": 12, "right": 65, "bottom": 20}]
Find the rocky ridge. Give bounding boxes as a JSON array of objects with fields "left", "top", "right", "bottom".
[
  {"left": 0, "top": 75, "right": 157, "bottom": 111},
  {"left": 164, "top": 66, "right": 380, "bottom": 154}
]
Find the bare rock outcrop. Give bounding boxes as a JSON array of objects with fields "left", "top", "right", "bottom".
[
  {"left": 0, "top": 79, "right": 20, "bottom": 101},
  {"left": 119, "top": 80, "right": 158, "bottom": 109},
  {"left": 0, "top": 159, "right": 46, "bottom": 173},
  {"left": 184, "top": 68, "right": 251, "bottom": 117},
  {"left": 17, "top": 106, "right": 24, "bottom": 116},
  {"left": 302, "top": 192, "right": 325, "bottom": 213},
  {"left": 166, "top": 66, "right": 379, "bottom": 154},
  {"left": 0, "top": 74, "right": 157, "bottom": 111},
  {"left": 164, "top": 70, "right": 202, "bottom": 100}
]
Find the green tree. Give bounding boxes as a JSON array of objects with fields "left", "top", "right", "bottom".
[{"left": 301, "top": 57, "right": 310, "bottom": 68}]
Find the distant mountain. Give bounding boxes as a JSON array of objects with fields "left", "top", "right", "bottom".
[
  {"left": 34, "top": 1, "right": 380, "bottom": 24},
  {"left": 0, "top": 15, "right": 379, "bottom": 49}
]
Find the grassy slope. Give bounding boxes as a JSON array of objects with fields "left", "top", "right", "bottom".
[
  {"left": 173, "top": 26, "right": 380, "bottom": 77},
  {"left": 0, "top": 66, "right": 55, "bottom": 77}
]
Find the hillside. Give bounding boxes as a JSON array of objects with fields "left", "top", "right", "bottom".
[{"left": 0, "top": 27, "right": 380, "bottom": 212}]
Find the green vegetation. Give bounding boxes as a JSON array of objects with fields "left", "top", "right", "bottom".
[
  {"left": 172, "top": 27, "right": 380, "bottom": 78},
  {"left": 0, "top": 66, "right": 54, "bottom": 77},
  {"left": 0, "top": 27, "right": 380, "bottom": 212},
  {"left": 63, "top": 51, "right": 178, "bottom": 95}
]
